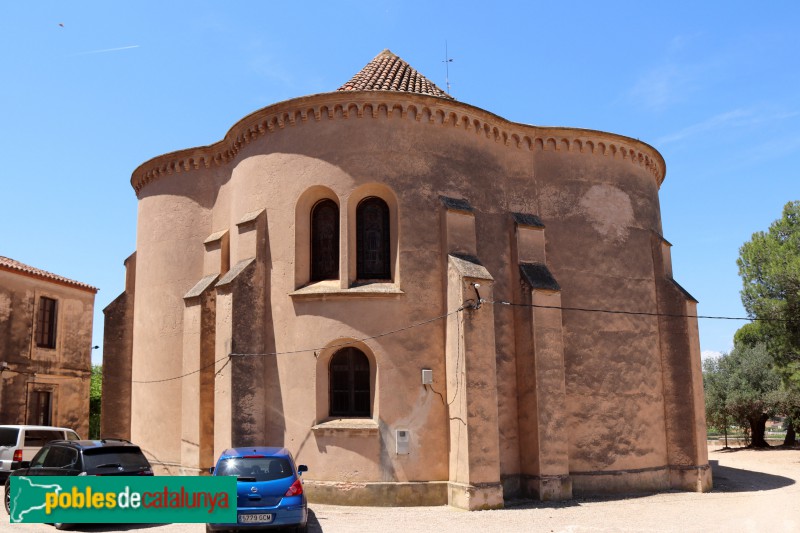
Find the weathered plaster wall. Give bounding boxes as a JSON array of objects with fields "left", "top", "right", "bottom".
[
  {"left": 116, "top": 89, "right": 707, "bottom": 503},
  {"left": 101, "top": 252, "right": 135, "bottom": 440},
  {"left": 131, "top": 170, "right": 214, "bottom": 471},
  {"left": 0, "top": 268, "right": 95, "bottom": 437}
]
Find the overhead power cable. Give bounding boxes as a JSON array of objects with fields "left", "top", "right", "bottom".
[
  {"left": 488, "top": 299, "right": 794, "bottom": 322},
  {"left": 230, "top": 305, "right": 467, "bottom": 357},
  {"left": 131, "top": 305, "right": 467, "bottom": 384},
  {"left": 129, "top": 296, "right": 791, "bottom": 385},
  {"left": 132, "top": 354, "right": 229, "bottom": 384}
]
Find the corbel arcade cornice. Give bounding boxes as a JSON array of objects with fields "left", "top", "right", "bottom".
[{"left": 131, "top": 92, "right": 666, "bottom": 197}]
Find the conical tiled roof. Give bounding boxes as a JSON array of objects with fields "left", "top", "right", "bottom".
[{"left": 338, "top": 49, "right": 453, "bottom": 100}]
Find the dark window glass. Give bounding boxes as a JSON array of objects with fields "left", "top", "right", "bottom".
[
  {"left": 36, "top": 297, "right": 58, "bottom": 348},
  {"left": 27, "top": 392, "right": 52, "bottom": 426},
  {"left": 83, "top": 447, "right": 151, "bottom": 472},
  {"left": 42, "top": 446, "right": 78, "bottom": 468},
  {"left": 356, "top": 197, "right": 390, "bottom": 280},
  {"left": 29, "top": 447, "right": 50, "bottom": 468},
  {"left": 216, "top": 457, "right": 292, "bottom": 481},
  {"left": 329, "top": 348, "right": 370, "bottom": 417},
  {"left": 311, "top": 199, "right": 339, "bottom": 281},
  {"left": 23, "top": 429, "right": 61, "bottom": 447},
  {"left": 0, "top": 428, "right": 19, "bottom": 446}
]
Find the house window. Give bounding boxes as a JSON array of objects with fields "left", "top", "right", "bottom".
[
  {"left": 329, "top": 347, "right": 370, "bottom": 417},
  {"left": 356, "top": 197, "right": 390, "bottom": 280},
  {"left": 28, "top": 391, "right": 52, "bottom": 426},
  {"left": 36, "top": 296, "right": 58, "bottom": 348},
  {"left": 311, "top": 199, "right": 339, "bottom": 281}
]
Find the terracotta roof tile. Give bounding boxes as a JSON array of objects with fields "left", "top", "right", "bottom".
[
  {"left": 0, "top": 256, "right": 98, "bottom": 292},
  {"left": 338, "top": 49, "right": 453, "bottom": 100}
]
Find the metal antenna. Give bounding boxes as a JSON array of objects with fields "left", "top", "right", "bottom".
[{"left": 443, "top": 41, "right": 453, "bottom": 94}]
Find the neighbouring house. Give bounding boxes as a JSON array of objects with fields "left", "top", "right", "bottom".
[
  {"left": 103, "top": 50, "right": 711, "bottom": 509},
  {"left": 0, "top": 256, "right": 97, "bottom": 437}
]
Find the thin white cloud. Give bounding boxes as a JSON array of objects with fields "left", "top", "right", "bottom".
[
  {"left": 70, "top": 45, "right": 140, "bottom": 57},
  {"left": 656, "top": 108, "right": 800, "bottom": 146},
  {"left": 734, "top": 133, "right": 800, "bottom": 165},
  {"left": 628, "top": 33, "right": 707, "bottom": 111},
  {"left": 701, "top": 350, "right": 722, "bottom": 361},
  {"left": 629, "top": 63, "right": 698, "bottom": 111},
  {"left": 656, "top": 109, "right": 752, "bottom": 145}
]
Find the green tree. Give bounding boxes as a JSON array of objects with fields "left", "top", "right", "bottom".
[
  {"left": 725, "top": 343, "right": 782, "bottom": 447},
  {"left": 703, "top": 355, "right": 732, "bottom": 447},
  {"left": 703, "top": 343, "right": 782, "bottom": 447},
  {"left": 767, "top": 387, "right": 800, "bottom": 446},
  {"left": 89, "top": 365, "right": 102, "bottom": 439},
  {"left": 737, "top": 200, "right": 800, "bottom": 388}
]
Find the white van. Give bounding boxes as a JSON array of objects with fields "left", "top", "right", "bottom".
[{"left": 0, "top": 425, "right": 80, "bottom": 479}]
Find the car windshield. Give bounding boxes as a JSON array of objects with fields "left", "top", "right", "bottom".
[
  {"left": 216, "top": 457, "right": 292, "bottom": 481},
  {"left": 0, "top": 428, "right": 19, "bottom": 446},
  {"left": 83, "top": 447, "right": 151, "bottom": 471}
]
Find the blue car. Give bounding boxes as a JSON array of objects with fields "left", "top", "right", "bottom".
[{"left": 207, "top": 447, "right": 309, "bottom": 533}]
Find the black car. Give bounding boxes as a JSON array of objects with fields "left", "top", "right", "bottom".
[{"left": 3, "top": 438, "right": 153, "bottom": 526}]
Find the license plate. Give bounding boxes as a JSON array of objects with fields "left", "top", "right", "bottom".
[{"left": 239, "top": 513, "right": 273, "bottom": 523}]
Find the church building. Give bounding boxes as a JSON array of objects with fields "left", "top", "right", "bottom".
[{"left": 102, "top": 50, "right": 711, "bottom": 509}]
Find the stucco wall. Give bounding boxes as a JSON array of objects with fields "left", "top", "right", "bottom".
[
  {"left": 115, "top": 89, "right": 707, "bottom": 501},
  {"left": 0, "top": 268, "right": 94, "bottom": 437}
]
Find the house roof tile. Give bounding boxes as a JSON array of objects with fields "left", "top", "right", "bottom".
[
  {"left": 338, "top": 49, "right": 453, "bottom": 100},
  {"left": 0, "top": 256, "right": 98, "bottom": 292}
]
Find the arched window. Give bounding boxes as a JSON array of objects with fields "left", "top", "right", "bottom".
[
  {"left": 311, "top": 199, "right": 339, "bottom": 281},
  {"left": 356, "top": 197, "right": 390, "bottom": 280},
  {"left": 329, "top": 347, "right": 370, "bottom": 417}
]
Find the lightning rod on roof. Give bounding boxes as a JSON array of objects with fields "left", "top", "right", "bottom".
[{"left": 443, "top": 41, "right": 454, "bottom": 94}]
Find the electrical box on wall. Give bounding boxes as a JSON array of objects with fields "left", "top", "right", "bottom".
[
  {"left": 396, "top": 429, "right": 410, "bottom": 455},
  {"left": 421, "top": 369, "right": 433, "bottom": 385}
]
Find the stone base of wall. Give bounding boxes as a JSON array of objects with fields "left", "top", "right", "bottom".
[
  {"left": 571, "top": 466, "right": 671, "bottom": 495},
  {"left": 306, "top": 466, "right": 711, "bottom": 508},
  {"left": 502, "top": 474, "right": 572, "bottom": 501},
  {"left": 670, "top": 464, "right": 713, "bottom": 492},
  {"left": 571, "top": 464, "right": 712, "bottom": 495},
  {"left": 524, "top": 475, "right": 573, "bottom": 501},
  {"left": 447, "top": 481, "right": 504, "bottom": 510},
  {"left": 305, "top": 480, "right": 448, "bottom": 507}
]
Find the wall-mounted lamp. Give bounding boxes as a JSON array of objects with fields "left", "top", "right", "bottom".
[{"left": 470, "top": 282, "right": 483, "bottom": 309}]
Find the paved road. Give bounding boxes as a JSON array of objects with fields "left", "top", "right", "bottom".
[{"left": 3, "top": 445, "right": 799, "bottom": 533}]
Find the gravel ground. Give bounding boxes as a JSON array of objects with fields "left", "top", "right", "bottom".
[{"left": 4, "top": 445, "right": 799, "bottom": 533}]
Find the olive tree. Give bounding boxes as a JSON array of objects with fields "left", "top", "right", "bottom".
[{"left": 703, "top": 343, "right": 782, "bottom": 447}]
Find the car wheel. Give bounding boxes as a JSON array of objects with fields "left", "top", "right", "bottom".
[
  {"left": 295, "top": 523, "right": 308, "bottom": 533},
  {"left": 4, "top": 478, "right": 10, "bottom": 515},
  {"left": 53, "top": 523, "right": 69, "bottom": 530}
]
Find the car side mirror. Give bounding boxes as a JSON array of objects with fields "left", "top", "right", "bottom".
[
  {"left": 208, "top": 467, "right": 215, "bottom": 474},
  {"left": 298, "top": 465, "right": 308, "bottom": 475}
]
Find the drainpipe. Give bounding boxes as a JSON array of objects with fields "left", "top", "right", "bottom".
[{"left": 0, "top": 361, "right": 8, "bottom": 418}]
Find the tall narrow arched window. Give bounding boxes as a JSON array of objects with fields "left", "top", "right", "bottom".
[
  {"left": 311, "top": 199, "right": 339, "bottom": 281},
  {"left": 329, "top": 347, "right": 370, "bottom": 417},
  {"left": 356, "top": 197, "right": 390, "bottom": 280}
]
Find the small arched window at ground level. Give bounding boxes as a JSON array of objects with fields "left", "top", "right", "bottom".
[
  {"left": 311, "top": 199, "right": 339, "bottom": 281},
  {"left": 329, "top": 347, "right": 370, "bottom": 417},
  {"left": 356, "top": 197, "right": 390, "bottom": 280}
]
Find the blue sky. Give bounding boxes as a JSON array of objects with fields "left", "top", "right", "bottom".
[{"left": 2, "top": 1, "right": 798, "bottom": 365}]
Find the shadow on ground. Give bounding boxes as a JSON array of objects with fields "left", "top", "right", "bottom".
[
  {"left": 307, "top": 509, "right": 323, "bottom": 532},
  {"left": 56, "top": 525, "right": 165, "bottom": 532},
  {"left": 709, "top": 458, "right": 795, "bottom": 492}
]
